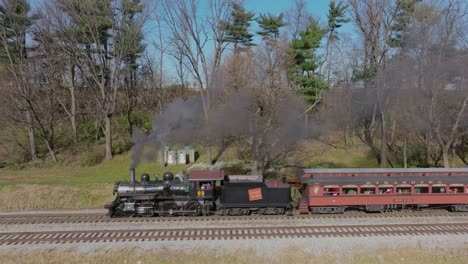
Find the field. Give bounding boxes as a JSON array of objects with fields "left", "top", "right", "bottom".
[
  {"left": 0, "top": 140, "right": 466, "bottom": 264},
  {"left": 0, "top": 154, "right": 190, "bottom": 211},
  {"left": 0, "top": 139, "right": 393, "bottom": 211},
  {"left": 0, "top": 246, "right": 466, "bottom": 264}
]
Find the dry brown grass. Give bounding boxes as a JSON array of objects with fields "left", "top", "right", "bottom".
[
  {"left": 0, "top": 184, "right": 113, "bottom": 211},
  {"left": 0, "top": 246, "right": 466, "bottom": 264}
]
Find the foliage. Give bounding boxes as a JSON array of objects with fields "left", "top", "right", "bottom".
[
  {"left": 256, "top": 13, "right": 285, "bottom": 40},
  {"left": 407, "top": 142, "right": 426, "bottom": 168},
  {"left": 120, "top": 0, "right": 144, "bottom": 71},
  {"left": 0, "top": 0, "right": 33, "bottom": 63},
  {"left": 327, "top": 0, "right": 350, "bottom": 41},
  {"left": 222, "top": 1, "right": 255, "bottom": 51},
  {"left": 77, "top": 119, "right": 103, "bottom": 145},
  {"left": 388, "top": 0, "right": 419, "bottom": 48},
  {"left": 0, "top": 0, "right": 466, "bottom": 170},
  {"left": 290, "top": 17, "right": 329, "bottom": 105},
  {"left": 0, "top": 126, "right": 30, "bottom": 164},
  {"left": 352, "top": 64, "right": 378, "bottom": 80},
  {"left": 130, "top": 109, "right": 152, "bottom": 132},
  {"left": 78, "top": 147, "right": 105, "bottom": 167}
]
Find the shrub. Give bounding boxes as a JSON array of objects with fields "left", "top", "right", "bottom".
[
  {"left": 130, "top": 109, "right": 152, "bottom": 132},
  {"left": 407, "top": 143, "right": 426, "bottom": 167},
  {"left": 79, "top": 147, "right": 105, "bottom": 167},
  {"left": 78, "top": 119, "right": 103, "bottom": 144},
  {"left": 0, "top": 127, "right": 31, "bottom": 165}
]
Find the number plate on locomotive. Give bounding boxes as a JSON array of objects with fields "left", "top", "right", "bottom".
[{"left": 248, "top": 188, "right": 263, "bottom": 201}]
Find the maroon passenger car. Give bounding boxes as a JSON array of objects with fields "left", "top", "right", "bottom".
[{"left": 299, "top": 168, "right": 468, "bottom": 214}]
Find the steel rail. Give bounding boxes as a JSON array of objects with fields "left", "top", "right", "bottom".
[
  {"left": 1, "top": 222, "right": 467, "bottom": 245},
  {"left": 0, "top": 210, "right": 466, "bottom": 225}
]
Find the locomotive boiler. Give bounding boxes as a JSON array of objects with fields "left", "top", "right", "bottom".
[
  {"left": 105, "top": 169, "right": 292, "bottom": 217},
  {"left": 106, "top": 169, "right": 220, "bottom": 217}
]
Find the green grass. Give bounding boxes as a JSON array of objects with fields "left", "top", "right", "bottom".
[
  {"left": 0, "top": 139, "right": 381, "bottom": 210},
  {"left": 0, "top": 153, "right": 190, "bottom": 186},
  {"left": 311, "top": 144, "right": 380, "bottom": 168},
  {"left": 0, "top": 153, "right": 191, "bottom": 210},
  {"left": 291, "top": 138, "right": 380, "bottom": 168}
]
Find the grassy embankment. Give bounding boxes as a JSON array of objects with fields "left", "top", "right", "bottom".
[
  {"left": 0, "top": 246, "right": 466, "bottom": 264},
  {"left": 0, "top": 139, "right": 378, "bottom": 211},
  {"left": 0, "top": 154, "right": 190, "bottom": 211}
]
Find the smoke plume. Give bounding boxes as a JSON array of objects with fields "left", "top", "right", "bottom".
[{"left": 130, "top": 89, "right": 321, "bottom": 168}]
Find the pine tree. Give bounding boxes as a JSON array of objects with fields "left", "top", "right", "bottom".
[
  {"left": 0, "top": 0, "right": 32, "bottom": 63},
  {"left": 256, "top": 13, "right": 285, "bottom": 41},
  {"left": 57, "top": 0, "right": 145, "bottom": 160},
  {"left": 325, "top": 0, "right": 350, "bottom": 82},
  {"left": 327, "top": 0, "right": 350, "bottom": 41},
  {"left": 120, "top": 0, "right": 144, "bottom": 70},
  {"left": 0, "top": 0, "right": 40, "bottom": 161},
  {"left": 120, "top": 0, "right": 145, "bottom": 136},
  {"left": 290, "top": 17, "right": 328, "bottom": 106},
  {"left": 388, "top": 0, "right": 419, "bottom": 48},
  {"left": 222, "top": 2, "right": 255, "bottom": 53}
]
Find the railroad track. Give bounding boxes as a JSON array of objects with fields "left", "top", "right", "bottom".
[
  {"left": 0, "top": 210, "right": 466, "bottom": 225},
  {"left": 0, "top": 222, "right": 466, "bottom": 245}
]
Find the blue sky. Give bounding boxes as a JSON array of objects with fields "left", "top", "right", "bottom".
[
  {"left": 244, "top": 0, "right": 354, "bottom": 36},
  {"left": 28, "top": 0, "right": 355, "bottom": 83},
  {"left": 29, "top": 0, "right": 354, "bottom": 37},
  {"left": 246, "top": 0, "right": 331, "bottom": 19},
  {"left": 29, "top": 0, "right": 355, "bottom": 45}
]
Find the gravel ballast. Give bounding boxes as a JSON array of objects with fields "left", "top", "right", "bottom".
[{"left": 0, "top": 211, "right": 467, "bottom": 255}]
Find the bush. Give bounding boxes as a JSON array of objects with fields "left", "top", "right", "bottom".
[
  {"left": 79, "top": 147, "right": 105, "bottom": 167},
  {"left": 78, "top": 119, "right": 103, "bottom": 144},
  {"left": 113, "top": 138, "right": 131, "bottom": 155},
  {"left": 407, "top": 143, "right": 426, "bottom": 167},
  {"left": 130, "top": 109, "right": 152, "bottom": 132},
  {"left": 0, "top": 127, "right": 31, "bottom": 165},
  {"left": 54, "top": 123, "right": 76, "bottom": 150}
]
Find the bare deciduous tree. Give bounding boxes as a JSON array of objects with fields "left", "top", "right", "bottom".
[{"left": 47, "top": 0, "right": 147, "bottom": 160}]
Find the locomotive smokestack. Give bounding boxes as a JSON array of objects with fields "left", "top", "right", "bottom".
[{"left": 130, "top": 168, "right": 136, "bottom": 183}]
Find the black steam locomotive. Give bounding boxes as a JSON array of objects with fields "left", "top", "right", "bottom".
[{"left": 105, "top": 169, "right": 292, "bottom": 217}]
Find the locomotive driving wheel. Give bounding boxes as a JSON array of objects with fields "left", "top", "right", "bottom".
[
  {"left": 159, "top": 201, "right": 179, "bottom": 216},
  {"left": 184, "top": 200, "right": 202, "bottom": 216}
]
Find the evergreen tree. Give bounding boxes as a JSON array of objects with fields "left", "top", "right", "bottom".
[
  {"left": 120, "top": 0, "right": 144, "bottom": 71},
  {"left": 324, "top": 0, "right": 350, "bottom": 82},
  {"left": 388, "top": 0, "right": 419, "bottom": 48},
  {"left": 327, "top": 0, "right": 350, "bottom": 41},
  {"left": 0, "top": 0, "right": 32, "bottom": 63},
  {"left": 62, "top": 0, "right": 112, "bottom": 60},
  {"left": 57, "top": 0, "right": 145, "bottom": 160},
  {"left": 0, "top": 0, "right": 40, "bottom": 161},
  {"left": 256, "top": 13, "right": 285, "bottom": 41},
  {"left": 290, "top": 17, "right": 328, "bottom": 106},
  {"left": 222, "top": 1, "right": 255, "bottom": 53},
  {"left": 120, "top": 0, "right": 145, "bottom": 136}
]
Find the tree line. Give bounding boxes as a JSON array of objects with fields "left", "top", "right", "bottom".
[{"left": 0, "top": 0, "right": 466, "bottom": 172}]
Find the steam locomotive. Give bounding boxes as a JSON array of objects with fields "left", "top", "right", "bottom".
[
  {"left": 105, "top": 169, "right": 292, "bottom": 217},
  {"left": 105, "top": 168, "right": 468, "bottom": 217}
]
